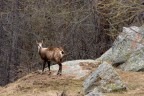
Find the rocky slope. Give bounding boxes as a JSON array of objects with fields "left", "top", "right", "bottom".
[
  {"left": 0, "top": 59, "right": 97, "bottom": 96},
  {"left": 0, "top": 64, "right": 144, "bottom": 96}
]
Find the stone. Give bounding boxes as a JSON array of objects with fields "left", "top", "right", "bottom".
[
  {"left": 85, "top": 88, "right": 104, "bottom": 96},
  {"left": 50, "top": 59, "right": 97, "bottom": 79},
  {"left": 83, "top": 62, "right": 126, "bottom": 94},
  {"left": 96, "top": 25, "right": 144, "bottom": 71}
]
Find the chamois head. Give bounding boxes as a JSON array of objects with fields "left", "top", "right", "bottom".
[{"left": 36, "top": 40, "right": 43, "bottom": 52}]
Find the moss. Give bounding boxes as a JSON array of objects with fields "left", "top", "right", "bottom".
[
  {"left": 125, "top": 53, "right": 131, "bottom": 59},
  {"left": 106, "top": 83, "right": 126, "bottom": 92}
]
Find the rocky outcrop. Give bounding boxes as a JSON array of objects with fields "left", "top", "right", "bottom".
[
  {"left": 119, "top": 48, "right": 144, "bottom": 71},
  {"left": 97, "top": 25, "right": 144, "bottom": 71},
  {"left": 83, "top": 62, "right": 126, "bottom": 94},
  {"left": 50, "top": 59, "right": 97, "bottom": 79}
]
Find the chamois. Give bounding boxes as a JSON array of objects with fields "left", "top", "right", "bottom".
[{"left": 37, "top": 41, "right": 64, "bottom": 75}]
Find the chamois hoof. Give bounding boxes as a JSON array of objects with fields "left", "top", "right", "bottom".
[
  {"left": 48, "top": 71, "right": 51, "bottom": 75},
  {"left": 57, "top": 73, "right": 62, "bottom": 76}
]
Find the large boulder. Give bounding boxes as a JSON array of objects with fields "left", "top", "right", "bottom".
[
  {"left": 97, "top": 25, "right": 144, "bottom": 71},
  {"left": 119, "top": 48, "right": 144, "bottom": 71},
  {"left": 83, "top": 62, "right": 126, "bottom": 94}
]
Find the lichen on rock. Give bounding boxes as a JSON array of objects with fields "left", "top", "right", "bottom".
[
  {"left": 96, "top": 25, "right": 144, "bottom": 72},
  {"left": 83, "top": 62, "right": 127, "bottom": 94}
]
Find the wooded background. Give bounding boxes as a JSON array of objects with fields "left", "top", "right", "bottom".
[{"left": 0, "top": 0, "right": 144, "bottom": 85}]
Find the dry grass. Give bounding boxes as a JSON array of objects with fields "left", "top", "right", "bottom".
[
  {"left": 0, "top": 68, "right": 144, "bottom": 96},
  {"left": 0, "top": 71, "right": 83, "bottom": 96}
]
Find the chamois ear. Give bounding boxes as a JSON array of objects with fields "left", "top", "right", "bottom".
[
  {"left": 36, "top": 40, "right": 38, "bottom": 44},
  {"left": 41, "top": 40, "right": 43, "bottom": 44}
]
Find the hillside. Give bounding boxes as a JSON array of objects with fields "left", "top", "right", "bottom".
[
  {"left": 0, "top": 71, "right": 84, "bottom": 96},
  {"left": 0, "top": 60, "right": 96, "bottom": 96},
  {"left": 0, "top": 67, "right": 144, "bottom": 96}
]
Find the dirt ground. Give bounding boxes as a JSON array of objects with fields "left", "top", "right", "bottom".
[{"left": 0, "top": 68, "right": 144, "bottom": 96}]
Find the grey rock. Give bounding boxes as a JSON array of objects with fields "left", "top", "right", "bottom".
[
  {"left": 97, "top": 25, "right": 144, "bottom": 71},
  {"left": 49, "top": 59, "right": 96, "bottom": 79},
  {"left": 119, "top": 48, "right": 144, "bottom": 71},
  {"left": 83, "top": 62, "right": 126, "bottom": 94},
  {"left": 85, "top": 88, "right": 104, "bottom": 96}
]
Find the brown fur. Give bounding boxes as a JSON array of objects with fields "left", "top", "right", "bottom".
[{"left": 39, "top": 47, "right": 64, "bottom": 62}]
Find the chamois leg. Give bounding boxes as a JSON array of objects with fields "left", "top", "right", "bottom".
[
  {"left": 57, "top": 63, "right": 62, "bottom": 75},
  {"left": 47, "top": 61, "right": 51, "bottom": 75},
  {"left": 42, "top": 60, "right": 46, "bottom": 74}
]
